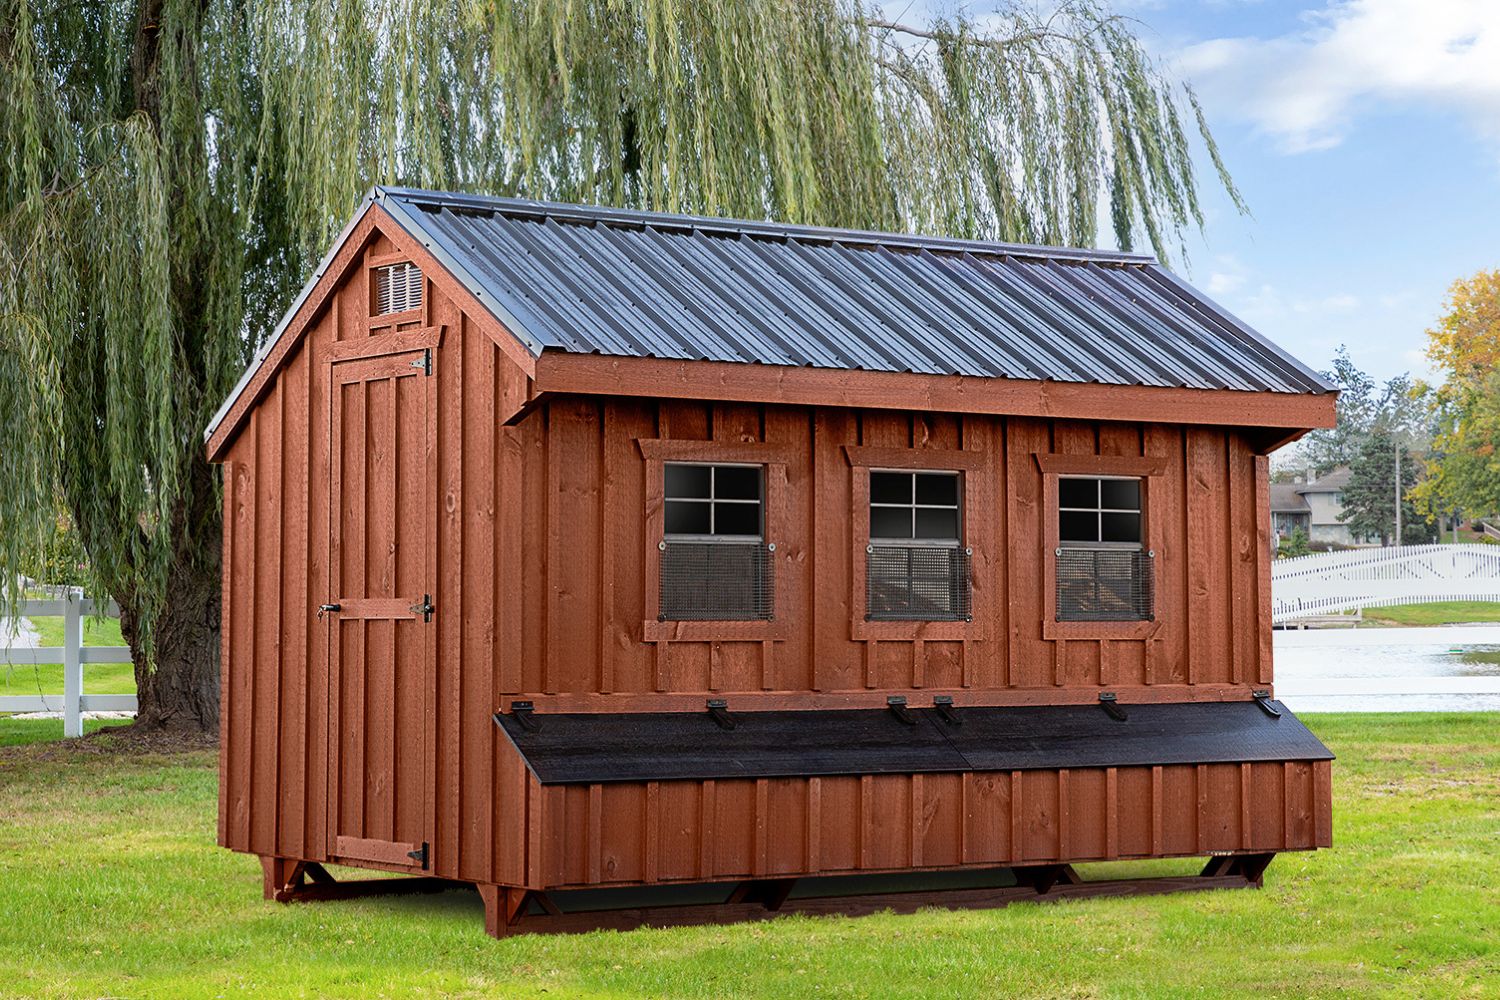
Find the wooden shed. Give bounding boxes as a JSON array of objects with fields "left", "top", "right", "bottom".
[{"left": 205, "top": 188, "right": 1337, "bottom": 936}]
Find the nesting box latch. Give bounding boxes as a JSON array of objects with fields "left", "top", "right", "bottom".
[
  {"left": 932, "top": 695, "right": 961, "bottom": 726},
  {"left": 1251, "top": 690, "right": 1282, "bottom": 719},
  {"left": 1098, "top": 692, "right": 1128, "bottom": 722},
  {"left": 887, "top": 696, "right": 917, "bottom": 726},
  {"left": 706, "top": 699, "right": 736, "bottom": 730}
]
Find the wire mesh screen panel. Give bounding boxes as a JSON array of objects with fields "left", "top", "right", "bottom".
[
  {"left": 866, "top": 545, "right": 971, "bottom": 621},
  {"left": 1056, "top": 548, "right": 1154, "bottom": 621},
  {"left": 660, "top": 541, "right": 774, "bottom": 620}
]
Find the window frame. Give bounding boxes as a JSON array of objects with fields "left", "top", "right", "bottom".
[
  {"left": 639, "top": 439, "right": 791, "bottom": 642},
  {"left": 1037, "top": 453, "right": 1166, "bottom": 639},
  {"left": 845, "top": 446, "right": 989, "bottom": 641}
]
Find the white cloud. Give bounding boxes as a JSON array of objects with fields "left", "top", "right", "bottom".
[{"left": 1177, "top": 0, "right": 1500, "bottom": 153}]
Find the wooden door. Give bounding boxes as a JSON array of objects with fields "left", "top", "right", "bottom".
[{"left": 325, "top": 347, "right": 436, "bottom": 871}]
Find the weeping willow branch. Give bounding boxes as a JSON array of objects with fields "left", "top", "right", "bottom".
[{"left": 0, "top": 0, "right": 1243, "bottom": 708}]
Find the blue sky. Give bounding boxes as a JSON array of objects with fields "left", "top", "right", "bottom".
[{"left": 1110, "top": 0, "right": 1500, "bottom": 384}]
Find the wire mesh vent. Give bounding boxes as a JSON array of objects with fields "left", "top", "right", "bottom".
[
  {"left": 659, "top": 541, "right": 774, "bottom": 621},
  {"left": 1056, "top": 548, "right": 1154, "bottom": 621},
  {"left": 375, "top": 261, "right": 423, "bottom": 315},
  {"left": 866, "top": 545, "right": 971, "bottom": 621}
]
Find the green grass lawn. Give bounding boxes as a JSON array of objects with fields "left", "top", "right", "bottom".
[
  {"left": 0, "top": 714, "right": 1495, "bottom": 998},
  {"left": 0, "top": 716, "right": 114, "bottom": 747},
  {"left": 1362, "top": 601, "right": 1500, "bottom": 626},
  {"left": 0, "top": 612, "right": 135, "bottom": 696}
]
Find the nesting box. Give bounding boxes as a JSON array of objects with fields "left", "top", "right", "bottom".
[{"left": 206, "top": 188, "right": 1335, "bottom": 935}]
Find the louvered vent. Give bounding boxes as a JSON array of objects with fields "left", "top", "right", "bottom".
[
  {"left": 375, "top": 261, "right": 423, "bottom": 315},
  {"left": 1056, "top": 549, "right": 1154, "bottom": 621},
  {"left": 659, "top": 541, "right": 774, "bottom": 621},
  {"left": 866, "top": 545, "right": 972, "bottom": 621}
]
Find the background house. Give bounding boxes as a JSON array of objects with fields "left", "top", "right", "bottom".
[{"left": 1271, "top": 468, "right": 1377, "bottom": 549}]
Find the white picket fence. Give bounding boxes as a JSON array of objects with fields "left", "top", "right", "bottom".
[
  {"left": 1271, "top": 544, "right": 1500, "bottom": 624},
  {"left": 0, "top": 591, "right": 135, "bottom": 737}
]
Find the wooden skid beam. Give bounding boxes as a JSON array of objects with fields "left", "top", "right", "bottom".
[
  {"left": 261, "top": 856, "right": 457, "bottom": 904},
  {"left": 479, "top": 858, "right": 1276, "bottom": 938}
]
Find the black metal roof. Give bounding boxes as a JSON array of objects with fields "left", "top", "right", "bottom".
[
  {"left": 376, "top": 186, "right": 1333, "bottom": 395},
  {"left": 494, "top": 701, "right": 1332, "bottom": 785}
]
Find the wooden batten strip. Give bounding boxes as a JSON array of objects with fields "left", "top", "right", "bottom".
[
  {"left": 698, "top": 781, "right": 716, "bottom": 879},
  {"left": 806, "top": 778, "right": 822, "bottom": 872},
  {"left": 1240, "top": 763, "right": 1254, "bottom": 850},
  {"left": 1057, "top": 770, "right": 1070, "bottom": 860},
  {"left": 1105, "top": 768, "right": 1119, "bottom": 859},
  {"left": 1010, "top": 771, "right": 1024, "bottom": 864},
  {"left": 587, "top": 784, "right": 603, "bottom": 884},
  {"left": 909, "top": 775, "right": 924, "bottom": 868},
  {"left": 644, "top": 782, "right": 660, "bottom": 883},
  {"left": 753, "top": 779, "right": 770, "bottom": 877},
  {"left": 1151, "top": 766, "right": 1164, "bottom": 856}
]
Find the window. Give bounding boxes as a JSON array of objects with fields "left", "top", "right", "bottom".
[
  {"left": 374, "top": 261, "right": 423, "bottom": 315},
  {"left": 866, "top": 470, "right": 971, "bottom": 621},
  {"left": 659, "top": 463, "right": 773, "bottom": 620},
  {"left": 1056, "top": 476, "right": 1153, "bottom": 622}
]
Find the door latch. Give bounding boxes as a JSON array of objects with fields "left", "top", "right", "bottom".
[
  {"left": 316, "top": 603, "right": 341, "bottom": 621},
  {"left": 409, "top": 594, "right": 435, "bottom": 622}
]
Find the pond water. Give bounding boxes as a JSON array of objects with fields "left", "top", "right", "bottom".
[{"left": 1274, "top": 625, "right": 1500, "bottom": 712}]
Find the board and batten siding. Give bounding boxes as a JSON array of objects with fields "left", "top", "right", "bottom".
[{"left": 219, "top": 229, "right": 1310, "bottom": 892}]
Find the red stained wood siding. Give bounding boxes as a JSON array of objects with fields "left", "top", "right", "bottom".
[{"left": 215, "top": 218, "right": 1329, "bottom": 892}]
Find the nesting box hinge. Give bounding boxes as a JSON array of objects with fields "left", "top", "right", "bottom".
[
  {"left": 409, "top": 594, "right": 434, "bottom": 622},
  {"left": 932, "top": 694, "right": 961, "bottom": 726},
  {"left": 706, "top": 699, "right": 736, "bottom": 730},
  {"left": 407, "top": 842, "right": 429, "bottom": 868},
  {"left": 1251, "top": 690, "right": 1282, "bottom": 718},
  {"left": 887, "top": 696, "right": 917, "bottom": 726},
  {"left": 509, "top": 700, "right": 539, "bottom": 731},
  {"left": 410, "top": 348, "right": 432, "bottom": 376},
  {"left": 1098, "top": 691, "right": 1128, "bottom": 722}
]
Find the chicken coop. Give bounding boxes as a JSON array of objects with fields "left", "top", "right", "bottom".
[{"left": 205, "top": 187, "right": 1335, "bottom": 936}]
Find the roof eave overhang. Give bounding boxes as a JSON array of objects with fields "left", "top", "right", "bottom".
[{"left": 526, "top": 351, "right": 1338, "bottom": 451}]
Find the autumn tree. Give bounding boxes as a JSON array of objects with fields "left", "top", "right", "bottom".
[
  {"left": 0, "top": 0, "right": 1244, "bottom": 733},
  {"left": 1414, "top": 269, "right": 1500, "bottom": 525}
]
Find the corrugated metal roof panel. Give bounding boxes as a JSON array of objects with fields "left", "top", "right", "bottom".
[{"left": 374, "top": 186, "right": 1334, "bottom": 395}]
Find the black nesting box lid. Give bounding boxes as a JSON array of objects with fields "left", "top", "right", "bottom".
[{"left": 494, "top": 700, "right": 1332, "bottom": 785}]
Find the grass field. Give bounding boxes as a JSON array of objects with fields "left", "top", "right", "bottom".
[
  {"left": 0, "top": 612, "right": 135, "bottom": 697},
  {"left": 1362, "top": 601, "right": 1500, "bottom": 626},
  {"left": 0, "top": 714, "right": 1496, "bottom": 998}
]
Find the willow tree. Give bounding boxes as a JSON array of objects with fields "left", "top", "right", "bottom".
[{"left": 0, "top": 0, "right": 1243, "bottom": 733}]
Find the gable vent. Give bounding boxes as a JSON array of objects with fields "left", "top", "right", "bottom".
[{"left": 375, "top": 261, "right": 423, "bottom": 315}]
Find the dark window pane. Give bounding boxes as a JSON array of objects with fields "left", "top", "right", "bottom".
[
  {"left": 915, "top": 507, "right": 959, "bottom": 540},
  {"left": 665, "top": 464, "right": 711, "bottom": 500},
  {"left": 1100, "top": 478, "right": 1141, "bottom": 511},
  {"left": 1058, "top": 478, "right": 1097, "bottom": 509},
  {"left": 915, "top": 472, "right": 959, "bottom": 506},
  {"left": 1101, "top": 512, "right": 1141, "bottom": 543},
  {"left": 715, "top": 465, "right": 761, "bottom": 501},
  {"left": 1059, "top": 510, "right": 1098, "bottom": 542},
  {"left": 870, "top": 471, "right": 912, "bottom": 504},
  {"left": 714, "top": 501, "right": 761, "bottom": 537},
  {"left": 665, "top": 500, "right": 710, "bottom": 535},
  {"left": 871, "top": 506, "right": 913, "bottom": 539}
]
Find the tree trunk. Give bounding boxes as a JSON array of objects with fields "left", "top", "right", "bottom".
[{"left": 118, "top": 457, "right": 221, "bottom": 733}]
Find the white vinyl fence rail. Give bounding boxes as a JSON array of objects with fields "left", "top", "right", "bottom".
[
  {"left": 0, "top": 590, "right": 134, "bottom": 737},
  {"left": 1271, "top": 544, "right": 1500, "bottom": 624}
]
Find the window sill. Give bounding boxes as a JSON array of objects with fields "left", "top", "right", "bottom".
[
  {"left": 851, "top": 618, "right": 979, "bottom": 641},
  {"left": 1042, "top": 618, "right": 1161, "bottom": 641},
  {"left": 642, "top": 618, "right": 787, "bottom": 642}
]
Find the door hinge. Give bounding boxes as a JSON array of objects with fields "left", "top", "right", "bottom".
[
  {"left": 409, "top": 594, "right": 434, "bottom": 622},
  {"left": 407, "top": 842, "right": 429, "bottom": 868},
  {"left": 410, "top": 348, "right": 432, "bottom": 376}
]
